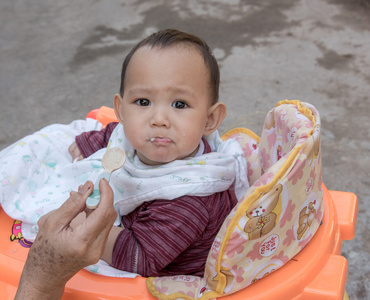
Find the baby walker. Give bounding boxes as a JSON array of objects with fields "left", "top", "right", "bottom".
[{"left": 0, "top": 101, "right": 358, "bottom": 299}]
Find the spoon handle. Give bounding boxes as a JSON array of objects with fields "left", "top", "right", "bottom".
[{"left": 86, "top": 171, "right": 111, "bottom": 209}]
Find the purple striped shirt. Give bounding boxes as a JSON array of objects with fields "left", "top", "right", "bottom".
[{"left": 75, "top": 122, "right": 118, "bottom": 158}]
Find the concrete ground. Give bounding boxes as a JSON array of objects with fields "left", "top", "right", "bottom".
[{"left": 0, "top": 0, "right": 369, "bottom": 298}]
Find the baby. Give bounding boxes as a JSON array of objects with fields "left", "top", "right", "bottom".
[
  {"left": 0, "top": 29, "right": 248, "bottom": 277},
  {"left": 68, "top": 29, "right": 249, "bottom": 277}
]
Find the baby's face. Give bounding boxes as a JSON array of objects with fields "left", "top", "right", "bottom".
[{"left": 115, "top": 45, "right": 213, "bottom": 165}]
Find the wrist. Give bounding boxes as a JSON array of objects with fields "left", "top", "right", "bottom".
[{"left": 16, "top": 271, "right": 65, "bottom": 300}]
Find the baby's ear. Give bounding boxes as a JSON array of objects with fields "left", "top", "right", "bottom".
[
  {"left": 113, "top": 94, "right": 125, "bottom": 124},
  {"left": 204, "top": 102, "right": 227, "bottom": 136}
]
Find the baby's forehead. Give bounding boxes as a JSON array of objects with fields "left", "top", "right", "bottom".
[
  {"left": 125, "top": 44, "right": 215, "bottom": 103},
  {"left": 135, "top": 43, "right": 204, "bottom": 61},
  {"left": 127, "top": 45, "right": 209, "bottom": 81}
]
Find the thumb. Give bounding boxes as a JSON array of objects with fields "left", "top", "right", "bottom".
[
  {"left": 98, "top": 178, "right": 114, "bottom": 208},
  {"left": 85, "top": 178, "right": 114, "bottom": 218},
  {"left": 83, "top": 178, "right": 116, "bottom": 235}
]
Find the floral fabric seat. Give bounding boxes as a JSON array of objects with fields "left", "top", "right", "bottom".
[{"left": 147, "top": 100, "right": 324, "bottom": 300}]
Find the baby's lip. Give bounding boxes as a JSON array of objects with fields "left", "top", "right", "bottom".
[{"left": 150, "top": 137, "right": 172, "bottom": 144}]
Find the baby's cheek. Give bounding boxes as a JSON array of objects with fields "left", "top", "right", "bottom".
[{"left": 124, "top": 129, "right": 140, "bottom": 146}]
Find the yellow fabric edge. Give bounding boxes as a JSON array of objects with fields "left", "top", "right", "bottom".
[
  {"left": 221, "top": 127, "right": 261, "bottom": 143},
  {"left": 276, "top": 100, "right": 316, "bottom": 133}
]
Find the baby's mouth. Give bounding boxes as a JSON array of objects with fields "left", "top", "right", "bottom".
[{"left": 150, "top": 137, "right": 172, "bottom": 144}]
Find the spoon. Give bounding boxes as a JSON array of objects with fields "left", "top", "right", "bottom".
[{"left": 86, "top": 147, "right": 126, "bottom": 209}]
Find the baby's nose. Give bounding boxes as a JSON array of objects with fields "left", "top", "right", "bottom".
[{"left": 150, "top": 108, "right": 170, "bottom": 127}]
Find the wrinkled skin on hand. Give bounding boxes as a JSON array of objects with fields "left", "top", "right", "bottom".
[{"left": 15, "top": 179, "right": 117, "bottom": 300}]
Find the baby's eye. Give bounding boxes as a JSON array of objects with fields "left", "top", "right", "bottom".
[
  {"left": 172, "top": 101, "right": 188, "bottom": 109},
  {"left": 135, "top": 99, "right": 151, "bottom": 106}
]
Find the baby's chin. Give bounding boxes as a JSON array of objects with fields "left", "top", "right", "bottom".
[
  {"left": 137, "top": 153, "right": 174, "bottom": 166},
  {"left": 137, "top": 152, "right": 191, "bottom": 166}
]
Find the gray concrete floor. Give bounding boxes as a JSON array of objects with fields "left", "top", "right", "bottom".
[{"left": 0, "top": 0, "right": 369, "bottom": 299}]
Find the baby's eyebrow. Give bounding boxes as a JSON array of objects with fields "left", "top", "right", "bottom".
[
  {"left": 169, "top": 87, "right": 196, "bottom": 99},
  {"left": 126, "top": 87, "right": 152, "bottom": 97},
  {"left": 127, "top": 86, "right": 196, "bottom": 99}
]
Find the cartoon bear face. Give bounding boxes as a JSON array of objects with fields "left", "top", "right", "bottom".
[
  {"left": 247, "top": 205, "right": 266, "bottom": 218},
  {"left": 246, "top": 184, "right": 283, "bottom": 217}
]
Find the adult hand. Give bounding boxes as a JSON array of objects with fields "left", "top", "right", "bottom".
[{"left": 15, "top": 179, "right": 117, "bottom": 300}]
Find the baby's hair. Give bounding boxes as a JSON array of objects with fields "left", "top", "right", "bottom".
[{"left": 119, "top": 29, "right": 220, "bottom": 104}]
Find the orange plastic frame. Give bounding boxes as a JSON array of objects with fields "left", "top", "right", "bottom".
[{"left": 0, "top": 107, "right": 358, "bottom": 299}]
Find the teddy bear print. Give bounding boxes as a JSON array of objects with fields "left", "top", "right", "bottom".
[
  {"left": 244, "top": 184, "right": 282, "bottom": 240},
  {"left": 264, "top": 108, "right": 276, "bottom": 130},
  {"left": 297, "top": 201, "right": 316, "bottom": 240}
]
